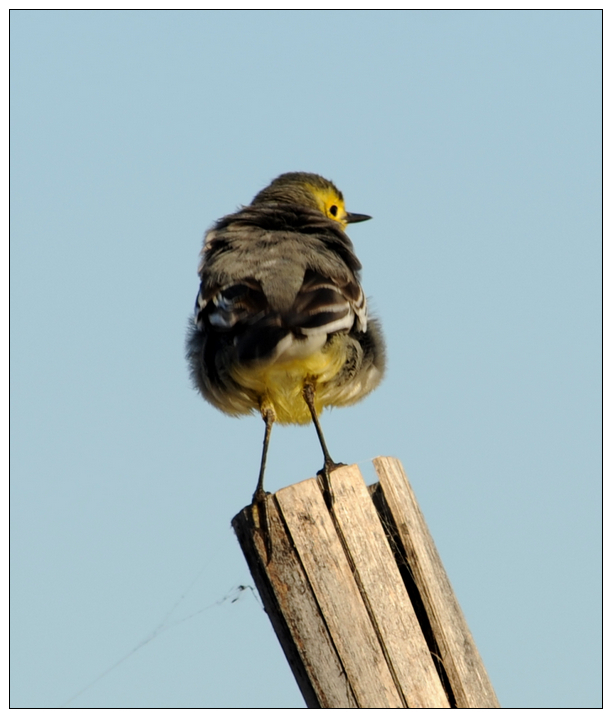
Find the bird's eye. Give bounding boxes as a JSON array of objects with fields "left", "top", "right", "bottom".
[{"left": 329, "top": 205, "right": 338, "bottom": 217}]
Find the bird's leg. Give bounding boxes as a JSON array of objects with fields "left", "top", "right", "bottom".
[
  {"left": 253, "top": 403, "right": 275, "bottom": 504},
  {"left": 251, "top": 402, "right": 275, "bottom": 561},
  {"left": 303, "top": 381, "right": 344, "bottom": 509}
]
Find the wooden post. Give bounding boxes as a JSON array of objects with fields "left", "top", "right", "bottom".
[{"left": 232, "top": 457, "right": 499, "bottom": 709}]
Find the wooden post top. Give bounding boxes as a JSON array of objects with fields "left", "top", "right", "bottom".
[{"left": 233, "top": 457, "right": 499, "bottom": 709}]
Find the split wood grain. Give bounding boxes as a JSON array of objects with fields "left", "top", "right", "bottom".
[
  {"left": 232, "top": 456, "right": 500, "bottom": 709},
  {"left": 232, "top": 497, "right": 357, "bottom": 708},
  {"left": 373, "top": 456, "right": 500, "bottom": 708},
  {"left": 325, "top": 464, "right": 451, "bottom": 708},
  {"left": 276, "top": 478, "right": 405, "bottom": 708}
]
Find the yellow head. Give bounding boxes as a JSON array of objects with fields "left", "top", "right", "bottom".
[{"left": 251, "top": 172, "right": 371, "bottom": 229}]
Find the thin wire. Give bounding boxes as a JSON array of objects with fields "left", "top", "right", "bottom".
[{"left": 61, "top": 581, "right": 258, "bottom": 707}]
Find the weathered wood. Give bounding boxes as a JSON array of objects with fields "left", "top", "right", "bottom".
[
  {"left": 232, "top": 457, "right": 499, "bottom": 709},
  {"left": 372, "top": 456, "right": 500, "bottom": 708},
  {"left": 233, "top": 496, "right": 357, "bottom": 708},
  {"left": 323, "top": 464, "right": 450, "bottom": 707},
  {"left": 276, "top": 478, "right": 404, "bottom": 707}
]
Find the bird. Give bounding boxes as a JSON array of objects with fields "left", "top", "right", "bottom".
[{"left": 186, "top": 172, "right": 385, "bottom": 514}]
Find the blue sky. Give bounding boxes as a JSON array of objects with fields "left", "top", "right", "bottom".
[{"left": 11, "top": 10, "right": 601, "bottom": 708}]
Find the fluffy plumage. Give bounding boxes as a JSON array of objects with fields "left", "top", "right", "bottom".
[{"left": 186, "top": 172, "right": 385, "bottom": 503}]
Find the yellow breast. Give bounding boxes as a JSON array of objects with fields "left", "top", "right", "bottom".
[{"left": 230, "top": 340, "right": 347, "bottom": 425}]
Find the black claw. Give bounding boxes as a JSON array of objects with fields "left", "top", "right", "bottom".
[
  {"left": 325, "top": 459, "right": 346, "bottom": 474},
  {"left": 252, "top": 487, "right": 270, "bottom": 505},
  {"left": 251, "top": 490, "right": 273, "bottom": 563},
  {"left": 316, "top": 460, "right": 345, "bottom": 510}
]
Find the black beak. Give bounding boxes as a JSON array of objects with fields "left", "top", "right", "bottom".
[{"left": 345, "top": 212, "right": 372, "bottom": 224}]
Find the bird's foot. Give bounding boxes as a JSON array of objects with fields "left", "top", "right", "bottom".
[
  {"left": 316, "top": 459, "right": 345, "bottom": 510},
  {"left": 251, "top": 488, "right": 273, "bottom": 563}
]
